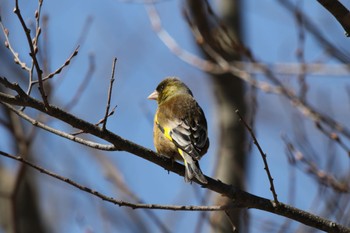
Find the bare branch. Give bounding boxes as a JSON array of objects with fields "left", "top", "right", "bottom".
[
  {"left": 283, "top": 136, "right": 349, "bottom": 193},
  {"left": 1, "top": 101, "right": 115, "bottom": 151},
  {"left": 145, "top": 4, "right": 225, "bottom": 74},
  {"left": 14, "top": 0, "right": 48, "bottom": 107},
  {"left": 317, "top": 0, "right": 350, "bottom": 37},
  {"left": 236, "top": 110, "right": 279, "bottom": 204},
  {"left": 102, "top": 57, "right": 117, "bottom": 130},
  {"left": 64, "top": 53, "right": 96, "bottom": 110},
  {"left": 42, "top": 46, "right": 80, "bottom": 81},
  {"left": 0, "top": 150, "right": 226, "bottom": 212},
  {"left": 0, "top": 20, "right": 30, "bottom": 71},
  {"left": 278, "top": 0, "right": 350, "bottom": 63}
]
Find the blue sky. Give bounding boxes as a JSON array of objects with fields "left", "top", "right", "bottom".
[{"left": 0, "top": 0, "right": 349, "bottom": 232}]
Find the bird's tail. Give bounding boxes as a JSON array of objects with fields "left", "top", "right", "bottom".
[{"left": 181, "top": 151, "right": 208, "bottom": 184}]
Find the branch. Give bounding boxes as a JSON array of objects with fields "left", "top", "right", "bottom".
[
  {"left": 283, "top": 136, "right": 349, "bottom": 193},
  {"left": 278, "top": 0, "right": 350, "bottom": 63},
  {"left": 64, "top": 53, "right": 96, "bottom": 110},
  {"left": 236, "top": 110, "right": 279, "bottom": 204},
  {"left": 1, "top": 102, "right": 115, "bottom": 151},
  {"left": 317, "top": 0, "right": 350, "bottom": 37},
  {"left": 0, "top": 77, "right": 349, "bottom": 232},
  {"left": 102, "top": 57, "right": 117, "bottom": 130},
  {"left": 14, "top": 0, "right": 48, "bottom": 107},
  {"left": 42, "top": 46, "right": 80, "bottom": 81},
  {"left": 0, "top": 150, "right": 226, "bottom": 211},
  {"left": 0, "top": 19, "right": 30, "bottom": 71}
]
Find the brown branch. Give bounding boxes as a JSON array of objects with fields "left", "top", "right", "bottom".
[
  {"left": 278, "top": 0, "right": 350, "bottom": 63},
  {"left": 102, "top": 58, "right": 117, "bottom": 130},
  {"left": 0, "top": 77, "right": 349, "bottom": 232},
  {"left": 283, "top": 136, "right": 349, "bottom": 193},
  {"left": 0, "top": 19, "right": 30, "bottom": 71},
  {"left": 42, "top": 46, "right": 80, "bottom": 81},
  {"left": 294, "top": 7, "right": 308, "bottom": 101},
  {"left": 0, "top": 150, "right": 226, "bottom": 212},
  {"left": 236, "top": 110, "right": 279, "bottom": 204},
  {"left": 14, "top": 0, "right": 48, "bottom": 108},
  {"left": 94, "top": 152, "right": 170, "bottom": 233},
  {"left": 64, "top": 53, "right": 96, "bottom": 110},
  {"left": 1, "top": 101, "right": 115, "bottom": 151},
  {"left": 315, "top": 122, "right": 350, "bottom": 157},
  {"left": 317, "top": 0, "right": 350, "bottom": 37}
]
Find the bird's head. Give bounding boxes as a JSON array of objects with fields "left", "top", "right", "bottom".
[{"left": 148, "top": 77, "right": 193, "bottom": 104}]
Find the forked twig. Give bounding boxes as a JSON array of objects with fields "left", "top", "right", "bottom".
[{"left": 14, "top": 0, "right": 48, "bottom": 108}]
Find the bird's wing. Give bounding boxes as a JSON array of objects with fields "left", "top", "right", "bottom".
[{"left": 156, "top": 115, "right": 208, "bottom": 160}]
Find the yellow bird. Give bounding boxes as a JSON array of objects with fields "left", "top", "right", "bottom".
[{"left": 148, "top": 77, "right": 209, "bottom": 184}]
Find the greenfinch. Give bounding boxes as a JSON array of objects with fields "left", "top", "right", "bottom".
[{"left": 148, "top": 77, "right": 209, "bottom": 184}]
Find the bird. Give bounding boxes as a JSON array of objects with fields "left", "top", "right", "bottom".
[{"left": 148, "top": 77, "right": 209, "bottom": 184}]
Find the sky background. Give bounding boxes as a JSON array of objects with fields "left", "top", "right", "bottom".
[{"left": 0, "top": 0, "right": 350, "bottom": 232}]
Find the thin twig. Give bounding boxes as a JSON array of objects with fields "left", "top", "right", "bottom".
[
  {"left": 145, "top": 4, "right": 224, "bottom": 74},
  {"left": 14, "top": 0, "right": 48, "bottom": 108},
  {"left": 236, "top": 109, "right": 279, "bottom": 204},
  {"left": 1, "top": 101, "right": 115, "bottom": 151},
  {"left": 72, "top": 104, "right": 117, "bottom": 136},
  {"left": 42, "top": 46, "right": 80, "bottom": 81},
  {"left": 0, "top": 19, "right": 30, "bottom": 71},
  {"left": 278, "top": 0, "right": 350, "bottom": 63},
  {"left": 294, "top": 7, "right": 308, "bottom": 102},
  {"left": 64, "top": 53, "right": 95, "bottom": 110},
  {"left": 283, "top": 136, "right": 349, "bottom": 193},
  {"left": 97, "top": 105, "right": 117, "bottom": 126},
  {"left": 95, "top": 153, "right": 171, "bottom": 233},
  {"left": 102, "top": 57, "right": 117, "bottom": 130},
  {"left": 0, "top": 150, "right": 227, "bottom": 212},
  {"left": 315, "top": 122, "right": 350, "bottom": 157}
]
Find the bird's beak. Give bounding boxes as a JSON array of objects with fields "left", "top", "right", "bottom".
[{"left": 147, "top": 90, "right": 158, "bottom": 100}]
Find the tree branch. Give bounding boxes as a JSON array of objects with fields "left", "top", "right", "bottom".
[
  {"left": 0, "top": 150, "right": 226, "bottom": 212},
  {"left": 102, "top": 57, "right": 117, "bottom": 130},
  {"left": 317, "top": 0, "right": 350, "bottom": 37},
  {"left": 14, "top": 0, "right": 48, "bottom": 107},
  {"left": 236, "top": 110, "right": 279, "bottom": 204}
]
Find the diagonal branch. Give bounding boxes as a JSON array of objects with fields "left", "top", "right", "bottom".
[
  {"left": 0, "top": 19, "right": 30, "bottom": 71},
  {"left": 1, "top": 102, "right": 115, "bottom": 151},
  {"left": 236, "top": 110, "right": 279, "bottom": 204},
  {"left": 0, "top": 150, "right": 226, "bottom": 211},
  {"left": 42, "top": 46, "right": 80, "bottom": 81},
  {"left": 317, "top": 0, "right": 350, "bottom": 37}
]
